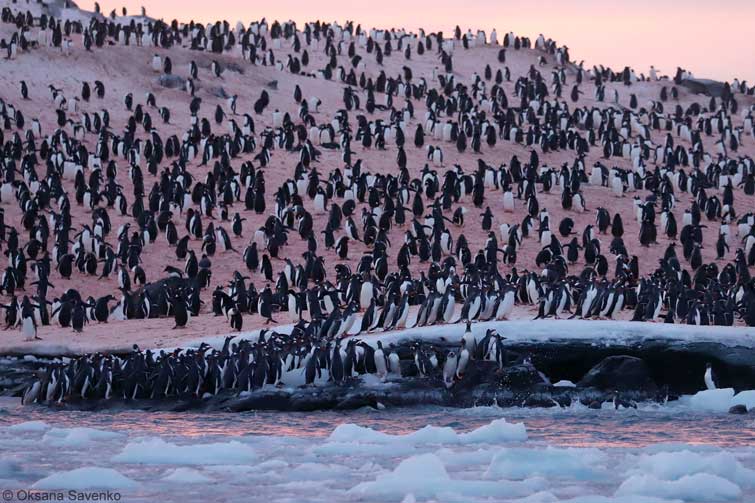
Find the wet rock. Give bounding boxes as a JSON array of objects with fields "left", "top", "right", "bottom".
[
  {"left": 157, "top": 74, "right": 187, "bottom": 89},
  {"left": 523, "top": 393, "right": 558, "bottom": 408},
  {"left": 680, "top": 78, "right": 727, "bottom": 98},
  {"left": 729, "top": 404, "right": 748, "bottom": 415},
  {"left": 498, "top": 363, "right": 549, "bottom": 389},
  {"left": 578, "top": 355, "right": 657, "bottom": 392},
  {"left": 551, "top": 392, "right": 572, "bottom": 408},
  {"left": 587, "top": 400, "right": 603, "bottom": 410}
]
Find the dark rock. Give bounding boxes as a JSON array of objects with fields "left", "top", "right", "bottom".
[
  {"left": 551, "top": 392, "right": 572, "bottom": 408},
  {"left": 587, "top": 400, "right": 603, "bottom": 409},
  {"left": 578, "top": 355, "right": 657, "bottom": 392},
  {"left": 680, "top": 78, "right": 727, "bottom": 98},
  {"left": 157, "top": 74, "right": 187, "bottom": 89},
  {"left": 207, "top": 87, "right": 230, "bottom": 99},
  {"left": 499, "top": 363, "right": 549, "bottom": 389},
  {"left": 523, "top": 393, "right": 557, "bottom": 408},
  {"left": 729, "top": 404, "right": 748, "bottom": 415},
  {"left": 266, "top": 80, "right": 279, "bottom": 90}
]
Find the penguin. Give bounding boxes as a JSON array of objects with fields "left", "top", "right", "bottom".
[
  {"left": 443, "top": 351, "right": 458, "bottom": 388},
  {"left": 704, "top": 363, "right": 717, "bottom": 390},
  {"left": 374, "top": 341, "right": 388, "bottom": 379}
]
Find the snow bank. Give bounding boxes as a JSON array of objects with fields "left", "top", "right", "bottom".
[
  {"left": 8, "top": 421, "right": 50, "bottom": 432},
  {"left": 343, "top": 319, "right": 755, "bottom": 349},
  {"left": 349, "top": 453, "right": 546, "bottom": 499},
  {"left": 327, "top": 418, "right": 526, "bottom": 446},
  {"left": 485, "top": 446, "right": 608, "bottom": 481},
  {"left": 32, "top": 467, "right": 138, "bottom": 490},
  {"left": 161, "top": 468, "right": 212, "bottom": 483},
  {"left": 554, "top": 380, "right": 577, "bottom": 387},
  {"left": 42, "top": 427, "right": 125, "bottom": 447},
  {"left": 112, "top": 438, "right": 256, "bottom": 465},
  {"left": 193, "top": 319, "right": 755, "bottom": 357},
  {"left": 615, "top": 473, "right": 741, "bottom": 501},
  {"left": 631, "top": 450, "right": 755, "bottom": 487}
]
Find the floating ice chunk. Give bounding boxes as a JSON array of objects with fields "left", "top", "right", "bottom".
[
  {"left": 254, "top": 460, "right": 290, "bottom": 471},
  {"left": 8, "top": 421, "right": 50, "bottom": 432},
  {"left": 204, "top": 465, "right": 258, "bottom": 475},
  {"left": 161, "top": 468, "right": 212, "bottom": 483},
  {"left": 287, "top": 463, "right": 350, "bottom": 481},
  {"left": 435, "top": 447, "right": 498, "bottom": 467},
  {"left": 314, "top": 441, "right": 417, "bottom": 457},
  {"left": 327, "top": 418, "right": 526, "bottom": 446},
  {"left": 631, "top": 450, "right": 755, "bottom": 487},
  {"left": 350, "top": 453, "right": 545, "bottom": 499},
  {"left": 32, "top": 467, "right": 138, "bottom": 490},
  {"left": 616, "top": 473, "right": 741, "bottom": 501},
  {"left": 112, "top": 438, "right": 256, "bottom": 465},
  {"left": 43, "top": 427, "right": 124, "bottom": 447},
  {"left": 485, "top": 446, "right": 607, "bottom": 481},
  {"left": 549, "top": 496, "right": 684, "bottom": 503},
  {"left": 459, "top": 418, "right": 528, "bottom": 443},
  {"left": 731, "top": 390, "right": 755, "bottom": 410},
  {"left": 682, "top": 389, "right": 735, "bottom": 412}
]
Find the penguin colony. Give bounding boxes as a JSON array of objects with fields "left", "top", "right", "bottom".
[
  {"left": 0, "top": 3, "right": 754, "bottom": 376},
  {"left": 23, "top": 321, "right": 514, "bottom": 403}
]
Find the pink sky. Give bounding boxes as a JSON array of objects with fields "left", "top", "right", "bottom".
[{"left": 80, "top": 0, "right": 755, "bottom": 82}]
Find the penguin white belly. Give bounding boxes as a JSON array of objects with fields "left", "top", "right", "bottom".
[
  {"left": 540, "top": 230, "right": 551, "bottom": 247},
  {"left": 497, "top": 293, "right": 515, "bottom": 320},
  {"left": 503, "top": 191, "right": 514, "bottom": 212},
  {"left": 388, "top": 353, "right": 401, "bottom": 375},
  {"left": 704, "top": 367, "right": 716, "bottom": 390},
  {"left": 589, "top": 168, "right": 602, "bottom": 186},
  {"left": 611, "top": 176, "right": 623, "bottom": 196},
  {"left": 360, "top": 284, "right": 373, "bottom": 309},
  {"left": 374, "top": 349, "right": 387, "bottom": 378},
  {"left": 443, "top": 299, "right": 455, "bottom": 323},
  {"left": 443, "top": 355, "right": 457, "bottom": 388},
  {"left": 22, "top": 317, "right": 36, "bottom": 341}
]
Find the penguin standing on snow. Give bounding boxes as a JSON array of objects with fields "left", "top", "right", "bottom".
[{"left": 20, "top": 296, "right": 41, "bottom": 341}]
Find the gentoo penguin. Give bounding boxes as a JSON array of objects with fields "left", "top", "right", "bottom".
[
  {"left": 704, "top": 363, "right": 717, "bottom": 390},
  {"left": 443, "top": 351, "right": 458, "bottom": 388},
  {"left": 374, "top": 341, "right": 388, "bottom": 379}
]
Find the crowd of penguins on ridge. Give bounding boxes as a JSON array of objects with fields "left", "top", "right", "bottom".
[{"left": 2, "top": 3, "right": 755, "bottom": 401}]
